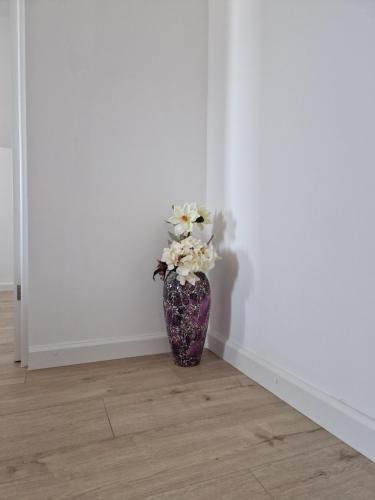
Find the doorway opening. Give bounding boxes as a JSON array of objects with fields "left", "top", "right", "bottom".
[{"left": 0, "top": 0, "right": 27, "bottom": 369}]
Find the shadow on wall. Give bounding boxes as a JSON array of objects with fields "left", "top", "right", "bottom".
[{"left": 209, "top": 211, "right": 253, "bottom": 355}]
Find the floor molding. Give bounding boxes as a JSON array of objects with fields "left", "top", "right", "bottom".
[
  {"left": 207, "top": 331, "right": 375, "bottom": 462},
  {"left": 0, "top": 282, "right": 14, "bottom": 292},
  {"left": 28, "top": 333, "right": 170, "bottom": 370}
]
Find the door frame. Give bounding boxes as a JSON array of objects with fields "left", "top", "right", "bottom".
[{"left": 11, "top": 0, "right": 28, "bottom": 366}]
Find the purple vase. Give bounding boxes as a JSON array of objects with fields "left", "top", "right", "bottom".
[{"left": 163, "top": 271, "right": 211, "bottom": 367}]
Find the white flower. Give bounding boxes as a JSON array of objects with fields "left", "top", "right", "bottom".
[
  {"left": 158, "top": 206, "right": 220, "bottom": 286},
  {"left": 180, "top": 235, "right": 203, "bottom": 254},
  {"left": 168, "top": 203, "right": 199, "bottom": 236},
  {"left": 200, "top": 244, "right": 220, "bottom": 272},
  {"left": 195, "top": 204, "right": 211, "bottom": 229},
  {"left": 176, "top": 267, "right": 201, "bottom": 286},
  {"left": 161, "top": 241, "right": 181, "bottom": 270}
]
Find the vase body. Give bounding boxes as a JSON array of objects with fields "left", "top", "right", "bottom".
[{"left": 163, "top": 271, "right": 211, "bottom": 367}]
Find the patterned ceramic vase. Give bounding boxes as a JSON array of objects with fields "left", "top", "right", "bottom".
[{"left": 163, "top": 271, "right": 211, "bottom": 367}]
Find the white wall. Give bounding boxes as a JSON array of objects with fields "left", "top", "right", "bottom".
[
  {"left": 208, "top": 0, "right": 375, "bottom": 459},
  {"left": 0, "top": 148, "right": 14, "bottom": 288},
  {"left": 0, "top": 1, "right": 14, "bottom": 290},
  {"left": 0, "top": 0, "right": 12, "bottom": 147},
  {"left": 25, "top": 0, "right": 208, "bottom": 363}
]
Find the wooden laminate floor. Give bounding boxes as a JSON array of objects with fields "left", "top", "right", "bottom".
[{"left": 0, "top": 291, "right": 374, "bottom": 499}]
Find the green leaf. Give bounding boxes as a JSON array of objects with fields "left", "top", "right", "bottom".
[{"left": 168, "top": 231, "right": 180, "bottom": 242}]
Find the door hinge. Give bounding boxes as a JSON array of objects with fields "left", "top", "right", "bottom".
[{"left": 17, "top": 284, "right": 21, "bottom": 301}]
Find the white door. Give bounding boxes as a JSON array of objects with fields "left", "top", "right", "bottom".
[{"left": 10, "top": 0, "right": 27, "bottom": 366}]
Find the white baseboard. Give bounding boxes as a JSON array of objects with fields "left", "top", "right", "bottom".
[
  {"left": 0, "top": 282, "right": 14, "bottom": 292},
  {"left": 207, "top": 331, "right": 375, "bottom": 462},
  {"left": 28, "top": 333, "right": 170, "bottom": 370}
]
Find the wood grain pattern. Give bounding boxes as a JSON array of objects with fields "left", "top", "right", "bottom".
[
  {"left": 0, "top": 291, "right": 374, "bottom": 499},
  {"left": 252, "top": 442, "right": 375, "bottom": 499},
  {"left": 0, "top": 399, "right": 112, "bottom": 462},
  {"left": 104, "top": 374, "right": 270, "bottom": 436},
  {"left": 142, "top": 469, "right": 273, "bottom": 500},
  {"left": 0, "top": 291, "right": 25, "bottom": 386}
]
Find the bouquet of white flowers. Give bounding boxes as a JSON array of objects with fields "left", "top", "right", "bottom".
[{"left": 153, "top": 203, "right": 219, "bottom": 286}]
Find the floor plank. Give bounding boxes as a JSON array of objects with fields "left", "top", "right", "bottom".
[
  {"left": 104, "top": 374, "right": 269, "bottom": 436},
  {"left": 0, "top": 362, "right": 181, "bottom": 416},
  {"left": 0, "top": 435, "right": 155, "bottom": 500},
  {"left": 0, "top": 398, "right": 112, "bottom": 462},
  {"left": 0, "top": 292, "right": 25, "bottom": 386},
  {"left": 0, "top": 433, "right": 271, "bottom": 500},
  {"left": 0, "top": 291, "right": 374, "bottom": 499},
  {"left": 132, "top": 401, "right": 340, "bottom": 472},
  {"left": 252, "top": 442, "right": 375, "bottom": 499},
  {"left": 142, "top": 469, "right": 272, "bottom": 500}
]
